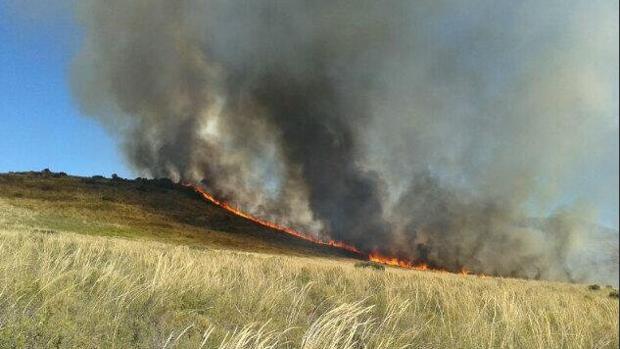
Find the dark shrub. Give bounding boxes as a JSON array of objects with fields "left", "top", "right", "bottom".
[
  {"left": 40, "top": 168, "right": 52, "bottom": 177},
  {"left": 610, "top": 290, "right": 619, "bottom": 299},
  {"left": 153, "top": 178, "right": 175, "bottom": 189},
  {"left": 32, "top": 228, "right": 58, "bottom": 235},
  {"left": 82, "top": 175, "right": 106, "bottom": 184},
  {"left": 354, "top": 261, "right": 385, "bottom": 271},
  {"left": 588, "top": 284, "right": 601, "bottom": 291},
  {"left": 111, "top": 173, "right": 121, "bottom": 181}
]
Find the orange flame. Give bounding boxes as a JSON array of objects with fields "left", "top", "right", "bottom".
[
  {"left": 187, "top": 184, "right": 362, "bottom": 254},
  {"left": 187, "top": 183, "right": 487, "bottom": 277},
  {"left": 368, "top": 251, "right": 433, "bottom": 271}
]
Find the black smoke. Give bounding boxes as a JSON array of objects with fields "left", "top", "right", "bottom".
[{"left": 66, "top": 0, "right": 618, "bottom": 284}]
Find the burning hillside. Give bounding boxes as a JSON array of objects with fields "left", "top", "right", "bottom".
[
  {"left": 68, "top": 1, "right": 618, "bottom": 285},
  {"left": 189, "top": 184, "right": 362, "bottom": 255},
  {"left": 190, "top": 183, "right": 442, "bottom": 272}
]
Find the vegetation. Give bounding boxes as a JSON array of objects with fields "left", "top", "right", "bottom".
[
  {"left": 354, "top": 261, "right": 386, "bottom": 271},
  {"left": 0, "top": 171, "right": 357, "bottom": 259},
  {"left": 0, "top": 171, "right": 618, "bottom": 348}
]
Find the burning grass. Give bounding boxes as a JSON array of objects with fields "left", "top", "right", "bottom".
[
  {"left": 191, "top": 184, "right": 480, "bottom": 276},
  {"left": 189, "top": 184, "right": 363, "bottom": 255}
]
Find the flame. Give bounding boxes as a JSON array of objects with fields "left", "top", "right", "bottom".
[
  {"left": 459, "top": 266, "right": 471, "bottom": 275},
  {"left": 187, "top": 183, "right": 487, "bottom": 277},
  {"left": 188, "top": 184, "right": 362, "bottom": 254},
  {"left": 368, "top": 251, "right": 433, "bottom": 271}
]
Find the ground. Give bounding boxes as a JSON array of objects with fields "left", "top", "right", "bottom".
[{"left": 0, "top": 171, "right": 617, "bottom": 348}]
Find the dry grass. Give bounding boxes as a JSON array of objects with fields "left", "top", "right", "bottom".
[
  {"left": 0, "top": 226, "right": 616, "bottom": 348},
  {"left": 0, "top": 172, "right": 358, "bottom": 259},
  {"left": 0, "top": 174, "right": 617, "bottom": 348}
]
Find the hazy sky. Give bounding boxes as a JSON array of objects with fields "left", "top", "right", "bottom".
[{"left": 0, "top": 1, "right": 617, "bottom": 229}]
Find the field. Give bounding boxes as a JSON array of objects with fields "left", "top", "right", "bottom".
[{"left": 0, "top": 172, "right": 618, "bottom": 348}]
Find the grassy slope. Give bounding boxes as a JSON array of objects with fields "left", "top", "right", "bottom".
[
  {"left": 0, "top": 172, "right": 358, "bottom": 259},
  {"left": 0, "top": 172, "right": 618, "bottom": 348}
]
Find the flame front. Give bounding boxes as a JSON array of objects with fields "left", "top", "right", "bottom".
[
  {"left": 188, "top": 184, "right": 362, "bottom": 255},
  {"left": 368, "top": 251, "right": 431, "bottom": 271},
  {"left": 188, "top": 183, "right": 483, "bottom": 276}
]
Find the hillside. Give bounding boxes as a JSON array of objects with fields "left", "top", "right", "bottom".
[
  {"left": 0, "top": 170, "right": 618, "bottom": 348},
  {"left": 0, "top": 171, "right": 359, "bottom": 259}
]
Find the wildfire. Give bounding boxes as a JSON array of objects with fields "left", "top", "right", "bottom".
[
  {"left": 188, "top": 183, "right": 485, "bottom": 277},
  {"left": 369, "top": 251, "right": 480, "bottom": 275},
  {"left": 368, "top": 251, "right": 431, "bottom": 271},
  {"left": 188, "top": 184, "right": 362, "bottom": 255}
]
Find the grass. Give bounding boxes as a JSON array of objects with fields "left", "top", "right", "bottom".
[
  {"left": 0, "top": 171, "right": 618, "bottom": 348},
  {"left": 0, "top": 172, "right": 357, "bottom": 259},
  {"left": 0, "top": 229, "right": 616, "bottom": 348}
]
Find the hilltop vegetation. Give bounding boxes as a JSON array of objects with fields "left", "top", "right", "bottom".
[
  {"left": 0, "top": 171, "right": 618, "bottom": 348},
  {"left": 0, "top": 171, "right": 357, "bottom": 258}
]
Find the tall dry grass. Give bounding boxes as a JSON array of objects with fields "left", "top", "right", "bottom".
[{"left": 0, "top": 226, "right": 617, "bottom": 348}]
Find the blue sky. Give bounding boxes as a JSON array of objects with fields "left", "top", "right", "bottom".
[{"left": 0, "top": 4, "right": 132, "bottom": 178}]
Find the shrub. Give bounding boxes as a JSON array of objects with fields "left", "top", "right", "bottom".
[
  {"left": 153, "top": 178, "right": 175, "bottom": 189},
  {"left": 32, "top": 228, "right": 58, "bottom": 235},
  {"left": 610, "top": 290, "right": 619, "bottom": 299},
  {"left": 354, "top": 261, "right": 385, "bottom": 271},
  {"left": 588, "top": 284, "right": 601, "bottom": 291}
]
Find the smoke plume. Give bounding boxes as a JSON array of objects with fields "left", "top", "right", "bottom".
[{"left": 68, "top": 0, "right": 618, "bottom": 284}]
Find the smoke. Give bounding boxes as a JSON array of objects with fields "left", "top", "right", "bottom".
[{"left": 68, "top": 0, "right": 618, "bottom": 284}]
